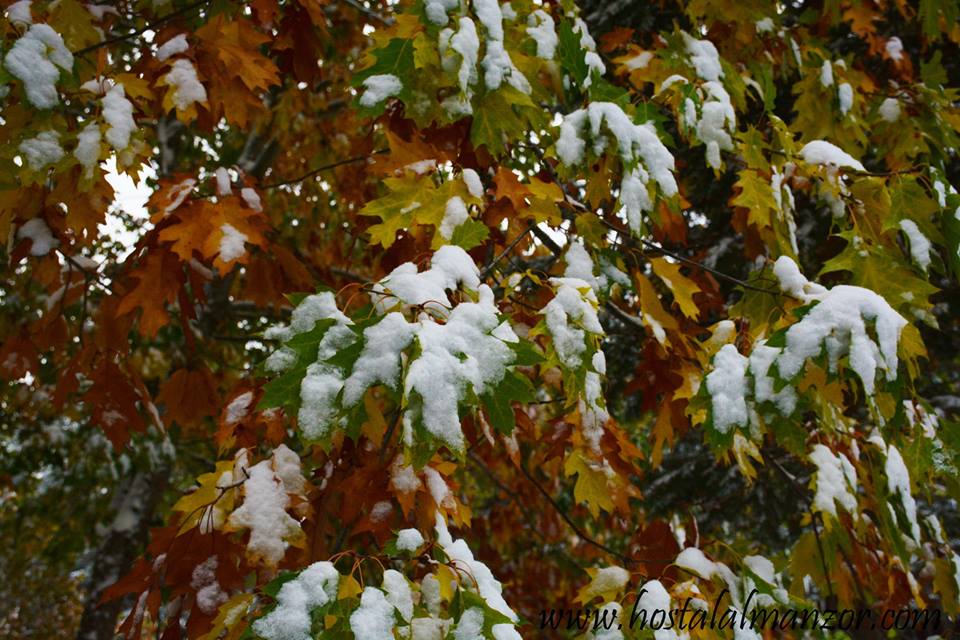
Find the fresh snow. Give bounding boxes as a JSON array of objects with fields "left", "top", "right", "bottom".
[
  {"left": 164, "top": 59, "right": 208, "bottom": 111},
  {"left": 102, "top": 85, "right": 136, "bottom": 151},
  {"left": 350, "top": 588, "right": 396, "bottom": 639},
  {"left": 252, "top": 561, "right": 339, "bottom": 640},
  {"left": 878, "top": 97, "right": 901, "bottom": 122},
  {"left": 886, "top": 37, "right": 904, "bottom": 61},
  {"left": 453, "top": 608, "right": 484, "bottom": 640},
  {"left": 390, "top": 456, "right": 423, "bottom": 495},
  {"left": 382, "top": 569, "right": 413, "bottom": 620},
  {"left": 224, "top": 391, "right": 253, "bottom": 425},
  {"left": 372, "top": 245, "right": 480, "bottom": 313},
  {"left": 435, "top": 514, "right": 519, "bottom": 622},
  {"left": 74, "top": 123, "right": 102, "bottom": 173},
  {"left": 820, "top": 60, "right": 834, "bottom": 87},
  {"left": 695, "top": 81, "right": 736, "bottom": 169},
  {"left": 16, "top": 217, "right": 57, "bottom": 256},
  {"left": 156, "top": 34, "right": 189, "bottom": 61},
  {"left": 705, "top": 344, "right": 749, "bottom": 433},
  {"left": 543, "top": 277, "right": 603, "bottom": 370},
  {"left": 190, "top": 556, "right": 227, "bottom": 614},
  {"left": 583, "top": 566, "right": 630, "bottom": 600},
  {"left": 809, "top": 444, "right": 858, "bottom": 519},
  {"left": 838, "top": 82, "right": 853, "bottom": 115},
  {"left": 360, "top": 74, "right": 403, "bottom": 107},
  {"left": 226, "top": 458, "right": 302, "bottom": 566},
  {"left": 885, "top": 444, "right": 921, "bottom": 544},
  {"left": 476, "top": 0, "right": 530, "bottom": 94},
  {"left": 898, "top": 219, "right": 932, "bottom": 270},
  {"left": 556, "top": 102, "right": 677, "bottom": 225},
  {"left": 218, "top": 223, "right": 248, "bottom": 262},
  {"left": 461, "top": 168, "right": 484, "bottom": 198},
  {"left": 799, "top": 140, "right": 865, "bottom": 171},
  {"left": 341, "top": 312, "right": 416, "bottom": 405},
  {"left": 402, "top": 285, "right": 516, "bottom": 451},
  {"left": 19, "top": 130, "right": 63, "bottom": 170},
  {"left": 773, "top": 256, "right": 907, "bottom": 395},
  {"left": 215, "top": 166, "right": 231, "bottom": 195},
  {"left": 526, "top": 10, "right": 558, "bottom": 59},
  {"left": 424, "top": 0, "right": 459, "bottom": 25},
  {"left": 440, "top": 195, "right": 469, "bottom": 238},
  {"left": 446, "top": 17, "right": 480, "bottom": 97},
  {"left": 675, "top": 547, "right": 717, "bottom": 579},
  {"left": 4, "top": 24, "right": 73, "bottom": 109},
  {"left": 396, "top": 528, "right": 425, "bottom": 552},
  {"left": 241, "top": 187, "right": 262, "bottom": 211},
  {"left": 6, "top": 0, "right": 32, "bottom": 24},
  {"left": 682, "top": 32, "right": 723, "bottom": 82}
]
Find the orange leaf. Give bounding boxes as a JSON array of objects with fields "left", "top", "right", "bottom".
[
  {"left": 117, "top": 248, "right": 184, "bottom": 337},
  {"left": 493, "top": 167, "right": 531, "bottom": 209}
]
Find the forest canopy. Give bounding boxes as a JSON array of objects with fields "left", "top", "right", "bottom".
[{"left": 2, "top": 0, "right": 960, "bottom": 638}]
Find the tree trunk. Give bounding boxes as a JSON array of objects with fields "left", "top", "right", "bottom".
[{"left": 75, "top": 465, "right": 169, "bottom": 640}]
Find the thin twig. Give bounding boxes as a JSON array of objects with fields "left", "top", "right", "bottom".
[
  {"left": 262, "top": 149, "right": 388, "bottom": 189},
  {"left": 480, "top": 224, "right": 536, "bottom": 279},
  {"left": 73, "top": 0, "right": 213, "bottom": 56},
  {"left": 519, "top": 462, "right": 641, "bottom": 568}
]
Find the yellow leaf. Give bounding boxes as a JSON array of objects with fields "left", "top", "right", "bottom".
[
  {"left": 361, "top": 393, "right": 388, "bottom": 447},
  {"left": 635, "top": 272, "right": 678, "bottom": 346},
  {"left": 650, "top": 257, "right": 702, "bottom": 320},
  {"left": 526, "top": 177, "right": 564, "bottom": 225},
  {"left": 563, "top": 450, "right": 614, "bottom": 517},
  {"left": 172, "top": 461, "right": 236, "bottom": 535},
  {"left": 730, "top": 170, "right": 778, "bottom": 230},
  {"left": 731, "top": 432, "right": 763, "bottom": 482},
  {"left": 575, "top": 565, "right": 630, "bottom": 604},
  {"left": 339, "top": 574, "right": 363, "bottom": 600},
  {"left": 198, "top": 593, "right": 253, "bottom": 640},
  {"left": 435, "top": 563, "right": 457, "bottom": 601}
]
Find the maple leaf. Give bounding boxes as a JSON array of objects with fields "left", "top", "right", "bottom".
[
  {"left": 563, "top": 450, "right": 615, "bottom": 517},
  {"left": 157, "top": 367, "right": 221, "bottom": 430},
  {"left": 650, "top": 257, "right": 702, "bottom": 320},
  {"left": 116, "top": 248, "right": 184, "bottom": 337},
  {"left": 492, "top": 167, "right": 531, "bottom": 209},
  {"left": 172, "top": 461, "right": 238, "bottom": 535}
]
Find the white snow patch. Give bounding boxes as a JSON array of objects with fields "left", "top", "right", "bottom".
[
  {"left": 706, "top": 344, "right": 750, "bottom": 432},
  {"left": 227, "top": 459, "right": 302, "bottom": 566},
  {"left": 799, "top": 140, "right": 865, "bottom": 171},
  {"left": 252, "top": 562, "right": 339, "bottom": 640},
  {"left": 360, "top": 74, "right": 403, "bottom": 107},
  {"left": 878, "top": 97, "right": 901, "bottom": 122},
  {"left": 526, "top": 10, "right": 558, "bottom": 59},
  {"left": 838, "top": 82, "right": 853, "bottom": 115},
  {"left": 218, "top": 223, "right": 248, "bottom": 262},
  {"left": 898, "top": 219, "right": 932, "bottom": 270},
  {"left": 809, "top": 444, "right": 858, "bottom": 519},
  {"left": 74, "top": 123, "right": 102, "bottom": 173},
  {"left": 103, "top": 85, "right": 137, "bottom": 151},
  {"left": 350, "top": 587, "right": 396, "bottom": 639},
  {"left": 886, "top": 37, "right": 904, "bottom": 61},
  {"left": 4, "top": 24, "right": 73, "bottom": 109},
  {"left": 19, "top": 130, "right": 64, "bottom": 170},
  {"left": 156, "top": 34, "right": 189, "bottom": 61},
  {"left": 163, "top": 59, "right": 208, "bottom": 111},
  {"left": 396, "top": 528, "right": 425, "bottom": 552},
  {"left": 682, "top": 32, "right": 723, "bottom": 81}
]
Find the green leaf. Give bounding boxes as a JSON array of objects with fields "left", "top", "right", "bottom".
[
  {"left": 449, "top": 217, "right": 489, "bottom": 250},
  {"left": 557, "top": 21, "right": 588, "bottom": 86},
  {"left": 258, "top": 319, "right": 336, "bottom": 412},
  {"left": 481, "top": 369, "right": 535, "bottom": 434}
]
